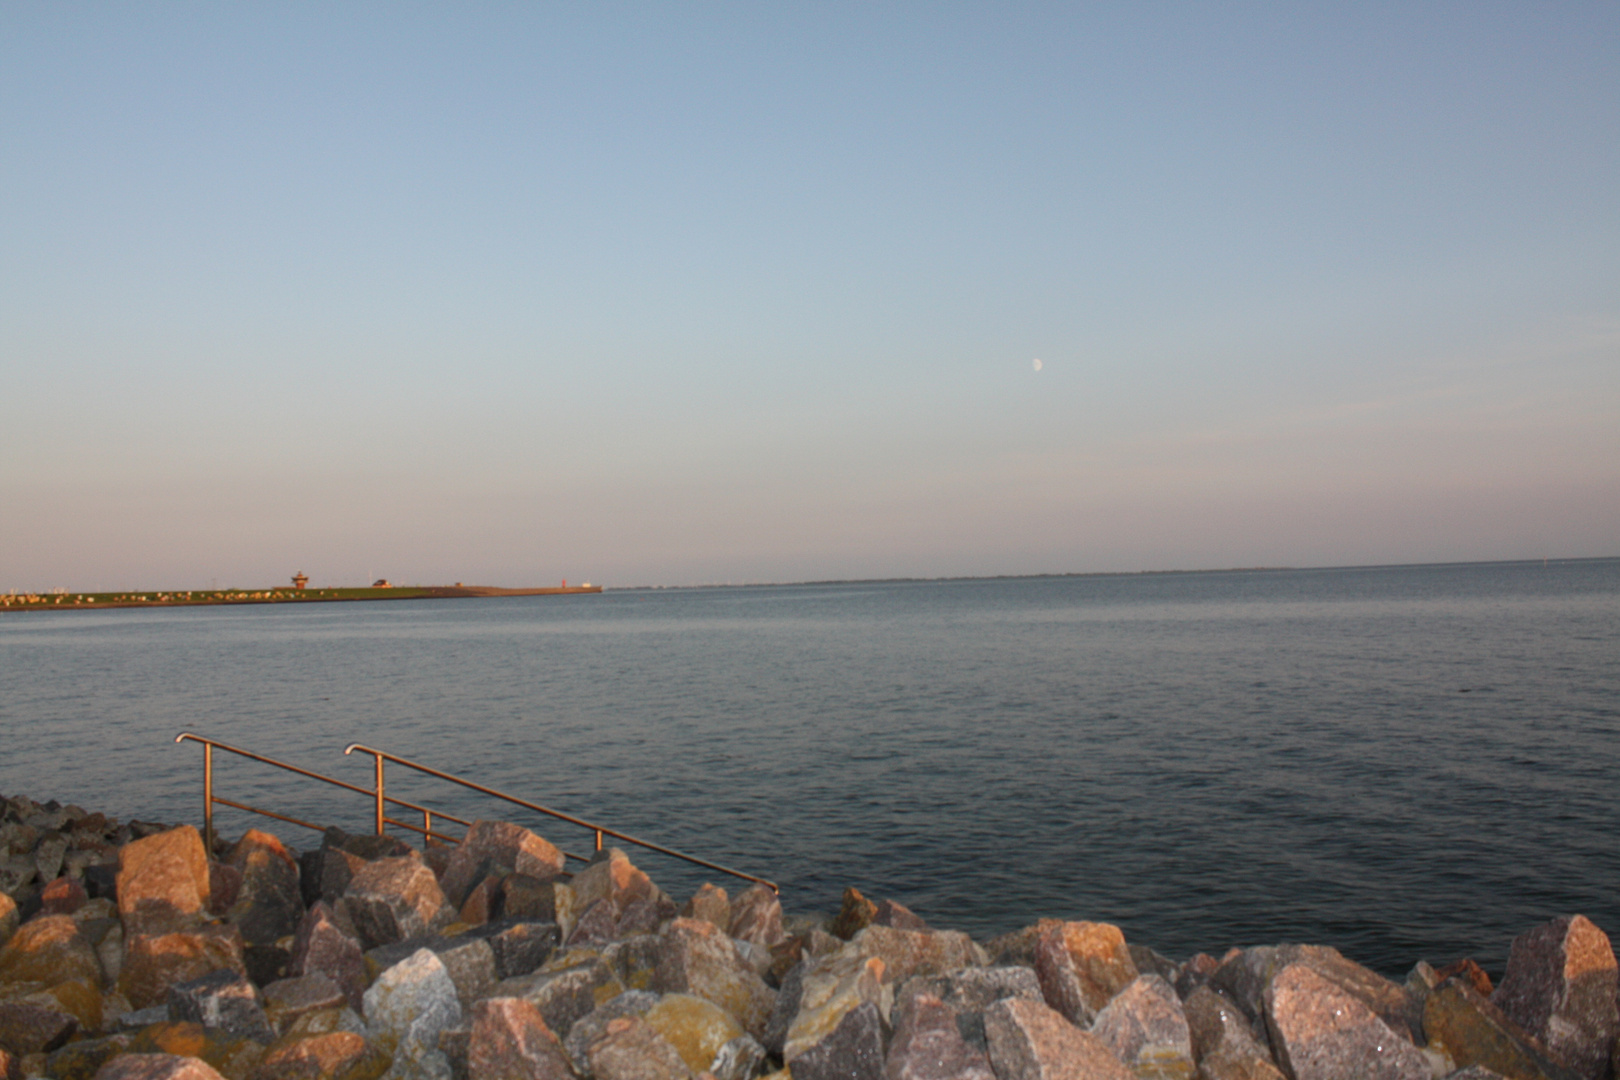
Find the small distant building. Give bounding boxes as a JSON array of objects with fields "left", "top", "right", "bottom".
[
  {"left": 291, "top": 572, "right": 309, "bottom": 591},
  {"left": 373, "top": 578, "right": 392, "bottom": 588}
]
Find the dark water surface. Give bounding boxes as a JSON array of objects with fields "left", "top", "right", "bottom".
[{"left": 3, "top": 559, "right": 1617, "bottom": 976}]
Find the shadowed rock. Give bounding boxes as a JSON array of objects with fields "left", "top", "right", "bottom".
[
  {"left": 91, "top": 1053, "right": 229, "bottom": 1080},
  {"left": 1182, "top": 986, "right": 1283, "bottom": 1080},
  {"left": 1424, "top": 977, "right": 1582, "bottom": 1080},
  {"left": 290, "top": 903, "right": 365, "bottom": 1014},
  {"left": 1491, "top": 915, "right": 1618, "bottom": 1080},
  {"left": 116, "top": 827, "right": 211, "bottom": 936},
  {"left": 682, "top": 886, "right": 730, "bottom": 933},
  {"left": 167, "top": 969, "right": 273, "bottom": 1043},
  {"left": 0, "top": 913, "right": 103, "bottom": 987},
  {"left": 223, "top": 831, "right": 302, "bottom": 948},
  {"left": 438, "top": 823, "right": 565, "bottom": 912},
  {"left": 830, "top": 889, "right": 879, "bottom": 942},
  {"left": 342, "top": 857, "right": 448, "bottom": 951}
]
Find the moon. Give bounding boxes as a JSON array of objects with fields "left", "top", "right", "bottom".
[{"left": 1032, "top": 358, "right": 1043, "bottom": 372}]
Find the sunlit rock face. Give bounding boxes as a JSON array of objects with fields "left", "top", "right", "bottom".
[{"left": 1491, "top": 914, "right": 1619, "bottom": 1080}]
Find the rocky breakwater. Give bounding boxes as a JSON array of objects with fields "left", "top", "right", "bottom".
[{"left": 0, "top": 792, "right": 1616, "bottom": 1080}]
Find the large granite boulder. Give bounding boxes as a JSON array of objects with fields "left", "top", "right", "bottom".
[
  {"left": 654, "top": 918, "right": 776, "bottom": 1041},
  {"left": 983, "top": 996, "right": 1132, "bottom": 1080},
  {"left": 681, "top": 886, "right": 729, "bottom": 933},
  {"left": 259, "top": 973, "right": 348, "bottom": 1038},
  {"left": 119, "top": 925, "right": 247, "bottom": 1011},
  {"left": 290, "top": 903, "right": 366, "bottom": 1014},
  {"left": 790, "top": 1001, "right": 884, "bottom": 1080},
  {"left": 362, "top": 948, "right": 462, "bottom": 1080},
  {"left": 1182, "top": 986, "right": 1284, "bottom": 1080},
  {"left": 586, "top": 1015, "right": 691, "bottom": 1080},
  {"left": 564, "top": 992, "right": 660, "bottom": 1076},
  {"left": 0, "top": 999, "right": 79, "bottom": 1055},
  {"left": 1089, "top": 975, "right": 1194, "bottom": 1079},
  {"left": 167, "top": 970, "right": 273, "bottom": 1043},
  {"left": 1033, "top": 922, "right": 1138, "bottom": 1026},
  {"left": 437, "top": 823, "right": 565, "bottom": 912},
  {"left": 1424, "top": 977, "right": 1584, "bottom": 1080},
  {"left": 844, "top": 926, "right": 987, "bottom": 987},
  {"left": 782, "top": 951, "right": 886, "bottom": 1063},
  {"left": 892, "top": 966, "right": 1043, "bottom": 1049},
  {"left": 642, "top": 992, "right": 744, "bottom": 1074},
  {"left": 223, "top": 832, "right": 302, "bottom": 948},
  {"left": 0, "top": 913, "right": 103, "bottom": 986},
  {"left": 885, "top": 992, "right": 994, "bottom": 1080},
  {"left": 342, "top": 859, "right": 448, "bottom": 952},
  {"left": 1491, "top": 915, "right": 1618, "bottom": 1080},
  {"left": 117, "top": 827, "right": 211, "bottom": 936},
  {"left": 727, "top": 886, "right": 785, "bottom": 951},
  {"left": 466, "top": 997, "right": 573, "bottom": 1080},
  {"left": 1262, "top": 962, "right": 1428, "bottom": 1080},
  {"left": 501, "top": 951, "right": 625, "bottom": 1040}
]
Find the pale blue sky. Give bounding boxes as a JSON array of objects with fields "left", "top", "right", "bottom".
[{"left": 3, "top": 3, "right": 1616, "bottom": 589}]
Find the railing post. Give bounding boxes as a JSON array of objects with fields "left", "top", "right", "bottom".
[
  {"left": 202, "top": 742, "right": 215, "bottom": 855},
  {"left": 373, "top": 753, "right": 385, "bottom": 836},
  {"left": 423, "top": 808, "right": 432, "bottom": 840},
  {"left": 594, "top": 828, "right": 604, "bottom": 853}
]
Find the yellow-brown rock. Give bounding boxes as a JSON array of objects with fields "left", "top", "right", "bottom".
[
  {"left": 250, "top": 1031, "right": 390, "bottom": 1080},
  {"left": 682, "top": 886, "right": 730, "bottom": 933},
  {"left": 653, "top": 919, "right": 776, "bottom": 1042},
  {"left": 0, "top": 896, "right": 17, "bottom": 950},
  {"left": 1032, "top": 921, "right": 1137, "bottom": 1024},
  {"left": 644, "top": 993, "right": 745, "bottom": 1073},
  {"left": 0, "top": 915, "right": 103, "bottom": 988},
  {"left": 117, "top": 827, "right": 211, "bottom": 936},
  {"left": 118, "top": 925, "right": 247, "bottom": 1010},
  {"left": 783, "top": 951, "right": 887, "bottom": 1063},
  {"left": 125, "top": 1022, "right": 267, "bottom": 1080}
]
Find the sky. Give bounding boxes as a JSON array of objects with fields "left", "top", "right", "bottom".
[{"left": 2, "top": 3, "right": 1616, "bottom": 589}]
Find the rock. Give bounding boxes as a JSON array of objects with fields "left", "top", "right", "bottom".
[
  {"left": 643, "top": 993, "right": 744, "bottom": 1074},
  {"left": 260, "top": 974, "right": 347, "bottom": 1038},
  {"left": 1491, "top": 915, "right": 1619, "bottom": 1080},
  {"left": 44, "top": 1033, "right": 135, "bottom": 1080},
  {"left": 1443, "top": 1069, "right": 1510, "bottom": 1080},
  {"left": 1424, "top": 977, "right": 1582, "bottom": 1080},
  {"left": 0, "top": 999, "right": 79, "bottom": 1054},
  {"left": 892, "top": 967, "right": 1044, "bottom": 1049},
  {"left": 291, "top": 904, "right": 366, "bottom": 1014},
  {"left": 0, "top": 894, "right": 16, "bottom": 949},
  {"left": 224, "top": 832, "right": 303, "bottom": 948},
  {"left": 117, "top": 827, "right": 212, "bottom": 935},
  {"left": 1174, "top": 954, "right": 1220, "bottom": 1001},
  {"left": 728, "top": 887, "right": 785, "bottom": 951},
  {"left": 433, "top": 939, "right": 497, "bottom": 1012},
  {"left": 1209, "top": 945, "right": 1420, "bottom": 1045},
  {"left": 208, "top": 865, "right": 243, "bottom": 918},
  {"left": 830, "top": 889, "right": 879, "bottom": 942},
  {"left": 35, "top": 833, "right": 70, "bottom": 882},
  {"left": 1181, "top": 986, "right": 1282, "bottom": 1080},
  {"left": 0, "top": 858, "right": 36, "bottom": 900},
  {"left": 654, "top": 919, "right": 776, "bottom": 1042},
  {"left": 885, "top": 992, "right": 994, "bottom": 1080},
  {"left": 484, "top": 923, "right": 559, "bottom": 981},
  {"left": 0, "top": 913, "right": 103, "bottom": 986},
  {"left": 845, "top": 926, "right": 987, "bottom": 987},
  {"left": 91, "top": 1053, "right": 228, "bottom": 1080},
  {"left": 362, "top": 948, "right": 462, "bottom": 1080},
  {"left": 0, "top": 1048, "right": 18, "bottom": 1080},
  {"left": 1262, "top": 962, "right": 1428, "bottom": 1080},
  {"left": 516, "top": 951, "right": 626, "bottom": 1039},
  {"left": 760, "top": 962, "right": 805, "bottom": 1058},
  {"left": 343, "top": 859, "right": 449, "bottom": 952},
  {"left": 438, "top": 824, "right": 565, "bottom": 912},
  {"left": 457, "top": 877, "right": 503, "bottom": 928},
  {"left": 1032, "top": 922, "right": 1138, "bottom": 1027},
  {"left": 1089, "top": 975, "right": 1194, "bottom": 1079},
  {"left": 37, "top": 976, "right": 108, "bottom": 1032},
  {"left": 587, "top": 1015, "right": 691, "bottom": 1080},
  {"left": 300, "top": 849, "right": 363, "bottom": 911},
  {"left": 119, "top": 925, "right": 248, "bottom": 1010},
  {"left": 168, "top": 970, "right": 274, "bottom": 1043},
  {"left": 603, "top": 936, "right": 664, "bottom": 995},
  {"left": 789, "top": 1001, "right": 883, "bottom": 1080},
  {"left": 567, "top": 901, "right": 622, "bottom": 949},
  {"left": 871, "top": 901, "right": 928, "bottom": 933},
  {"left": 682, "top": 887, "right": 729, "bottom": 933},
  {"left": 466, "top": 997, "right": 573, "bottom": 1080},
  {"left": 124, "top": 1021, "right": 268, "bottom": 1078},
  {"left": 500, "top": 877, "right": 559, "bottom": 924},
  {"left": 42, "top": 876, "right": 90, "bottom": 917},
  {"left": 251, "top": 1029, "right": 388, "bottom": 1080},
  {"left": 245, "top": 945, "right": 293, "bottom": 989},
  {"left": 564, "top": 992, "right": 660, "bottom": 1076},
  {"left": 983, "top": 996, "right": 1132, "bottom": 1080},
  {"left": 709, "top": 1036, "right": 765, "bottom": 1080},
  {"left": 783, "top": 951, "right": 887, "bottom": 1063}
]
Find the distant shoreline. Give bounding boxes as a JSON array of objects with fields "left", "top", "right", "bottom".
[{"left": 0, "top": 583, "right": 603, "bottom": 612}]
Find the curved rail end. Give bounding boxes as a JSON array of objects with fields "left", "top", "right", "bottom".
[
  {"left": 175, "top": 732, "right": 199, "bottom": 745},
  {"left": 343, "top": 743, "right": 368, "bottom": 756}
]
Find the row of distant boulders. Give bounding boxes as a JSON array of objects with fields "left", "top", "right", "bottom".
[{"left": 1, "top": 791, "right": 1617, "bottom": 1080}]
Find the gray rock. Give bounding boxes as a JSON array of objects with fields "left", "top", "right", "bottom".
[
  {"left": 1263, "top": 962, "right": 1428, "bottom": 1080},
  {"left": 167, "top": 969, "right": 274, "bottom": 1043},
  {"left": 1491, "top": 915, "right": 1619, "bottom": 1080},
  {"left": 345, "top": 856, "right": 450, "bottom": 951},
  {"left": 364, "top": 947, "right": 464, "bottom": 1080},
  {"left": 291, "top": 901, "right": 367, "bottom": 1012},
  {"left": 729, "top": 885, "right": 787, "bottom": 950},
  {"left": 223, "top": 829, "right": 302, "bottom": 947},
  {"left": 508, "top": 954, "right": 625, "bottom": 1041},
  {"left": 483, "top": 921, "right": 561, "bottom": 980},
  {"left": 710, "top": 1034, "right": 767, "bottom": 1080},
  {"left": 893, "top": 966, "right": 1043, "bottom": 1049},
  {"left": 564, "top": 990, "right": 660, "bottom": 1077}
]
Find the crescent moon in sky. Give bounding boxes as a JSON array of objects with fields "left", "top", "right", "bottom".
[{"left": 1032, "top": 358, "right": 1043, "bottom": 372}]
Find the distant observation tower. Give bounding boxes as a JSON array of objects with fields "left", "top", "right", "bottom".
[{"left": 291, "top": 571, "right": 309, "bottom": 591}]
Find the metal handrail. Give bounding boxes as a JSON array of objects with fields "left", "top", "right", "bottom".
[
  {"left": 343, "top": 742, "right": 778, "bottom": 893},
  {"left": 175, "top": 732, "right": 471, "bottom": 850}
]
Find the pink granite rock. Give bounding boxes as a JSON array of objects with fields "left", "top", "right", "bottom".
[
  {"left": 588, "top": 1015, "right": 692, "bottom": 1080},
  {"left": 1089, "top": 975, "right": 1194, "bottom": 1078},
  {"left": 682, "top": 885, "right": 730, "bottom": 932},
  {"left": 727, "top": 885, "right": 785, "bottom": 950},
  {"left": 1032, "top": 922, "right": 1138, "bottom": 1027},
  {"left": 1491, "top": 915, "right": 1619, "bottom": 1080},
  {"left": 118, "top": 924, "right": 247, "bottom": 1010},
  {"left": 1263, "top": 962, "right": 1428, "bottom": 1080},
  {"left": 439, "top": 821, "right": 566, "bottom": 910},
  {"left": 468, "top": 996, "right": 574, "bottom": 1080},
  {"left": 91, "top": 1053, "right": 227, "bottom": 1080},
  {"left": 289, "top": 902, "right": 365, "bottom": 1013},
  {"left": 1182, "top": 986, "right": 1283, "bottom": 1080},
  {"left": 116, "top": 827, "right": 211, "bottom": 935},
  {"left": 983, "top": 997, "right": 1132, "bottom": 1080},
  {"left": 342, "top": 856, "right": 448, "bottom": 950},
  {"left": 886, "top": 993, "right": 994, "bottom": 1080}
]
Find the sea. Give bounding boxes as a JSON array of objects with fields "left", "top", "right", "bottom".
[{"left": 2, "top": 558, "right": 1617, "bottom": 977}]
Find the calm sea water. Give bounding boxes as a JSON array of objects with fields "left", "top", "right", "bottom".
[{"left": 3, "top": 559, "right": 1617, "bottom": 977}]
